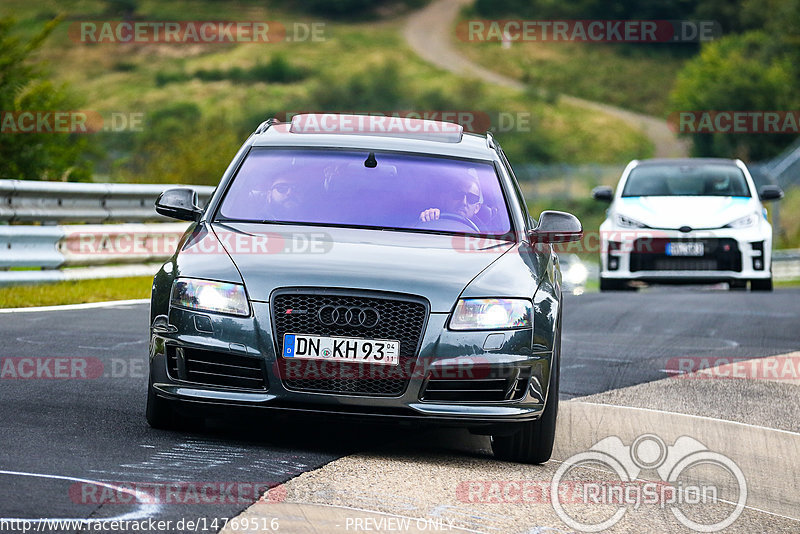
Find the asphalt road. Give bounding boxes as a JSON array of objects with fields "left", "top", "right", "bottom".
[
  {"left": 561, "top": 287, "right": 800, "bottom": 398},
  {"left": 0, "top": 288, "right": 797, "bottom": 531}
]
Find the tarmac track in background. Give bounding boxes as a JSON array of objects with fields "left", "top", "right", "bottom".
[{"left": 0, "top": 288, "right": 797, "bottom": 530}]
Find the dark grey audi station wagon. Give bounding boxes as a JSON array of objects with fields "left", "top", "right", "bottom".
[{"left": 147, "top": 113, "right": 582, "bottom": 463}]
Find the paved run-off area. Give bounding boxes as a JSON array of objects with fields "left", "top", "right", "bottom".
[
  {"left": 223, "top": 291, "right": 800, "bottom": 533},
  {"left": 2, "top": 289, "right": 798, "bottom": 532}
]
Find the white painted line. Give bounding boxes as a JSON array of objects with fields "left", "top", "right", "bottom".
[
  {"left": 571, "top": 400, "right": 800, "bottom": 437},
  {"left": 0, "top": 298, "right": 149, "bottom": 314},
  {"left": 0, "top": 469, "right": 160, "bottom": 522}
]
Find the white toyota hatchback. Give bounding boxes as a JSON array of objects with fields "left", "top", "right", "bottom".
[{"left": 593, "top": 158, "right": 783, "bottom": 291}]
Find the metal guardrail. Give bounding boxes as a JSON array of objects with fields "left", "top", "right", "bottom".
[
  {"left": 0, "top": 223, "right": 192, "bottom": 269},
  {"left": 773, "top": 249, "right": 800, "bottom": 281},
  {"left": 0, "top": 179, "right": 214, "bottom": 286},
  {"left": 0, "top": 180, "right": 215, "bottom": 223},
  {"left": 0, "top": 179, "right": 799, "bottom": 286}
]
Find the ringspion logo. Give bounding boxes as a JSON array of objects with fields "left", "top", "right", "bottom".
[{"left": 551, "top": 434, "right": 746, "bottom": 532}]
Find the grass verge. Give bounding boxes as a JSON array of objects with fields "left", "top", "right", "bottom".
[
  {"left": 0, "top": 276, "right": 152, "bottom": 308},
  {"left": 454, "top": 13, "right": 689, "bottom": 116},
  {"left": 1, "top": 0, "right": 652, "bottom": 176}
]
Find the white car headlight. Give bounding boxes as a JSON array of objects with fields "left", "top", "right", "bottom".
[
  {"left": 564, "top": 262, "right": 589, "bottom": 286},
  {"left": 616, "top": 214, "right": 648, "bottom": 228},
  {"left": 449, "top": 298, "right": 532, "bottom": 330},
  {"left": 170, "top": 278, "right": 250, "bottom": 316},
  {"left": 724, "top": 213, "right": 758, "bottom": 229}
]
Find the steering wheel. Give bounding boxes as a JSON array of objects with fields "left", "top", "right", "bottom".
[{"left": 418, "top": 212, "right": 480, "bottom": 232}]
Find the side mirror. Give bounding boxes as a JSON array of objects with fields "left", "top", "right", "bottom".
[
  {"left": 530, "top": 210, "right": 583, "bottom": 243},
  {"left": 592, "top": 186, "right": 614, "bottom": 202},
  {"left": 155, "top": 188, "right": 202, "bottom": 221},
  {"left": 759, "top": 184, "right": 784, "bottom": 202}
]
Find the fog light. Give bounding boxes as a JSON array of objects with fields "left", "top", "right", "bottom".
[
  {"left": 751, "top": 241, "right": 765, "bottom": 271},
  {"left": 609, "top": 257, "right": 620, "bottom": 270}
]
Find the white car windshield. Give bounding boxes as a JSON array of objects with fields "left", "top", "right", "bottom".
[{"left": 622, "top": 164, "right": 751, "bottom": 197}]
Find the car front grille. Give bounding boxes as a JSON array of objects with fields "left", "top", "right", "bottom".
[
  {"left": 271, "top": 289, "right": 429, "bottom": 397},
  {"left": 421, "top": 367, "right": 532, "bottom": 403},
  {"left": 166, "top": 346, "right": 267, "bottom": 390},
  {"left": 629, "top": 238, "right": 741, "bottom": 272}
]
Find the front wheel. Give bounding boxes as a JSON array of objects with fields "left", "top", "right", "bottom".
[
  {"left": 750, "top": 278, "right": 773, "bottom": 291},
  {"left": 599, "top": 277, "right": 631, "bottom": 291},
  {"left": 729, "top": 280, "right": 747, "bottom": 290},
  {"left": 492, "top": 320, "right": 560, "bottom": 464}
]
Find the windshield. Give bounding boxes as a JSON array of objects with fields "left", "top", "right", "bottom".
[
  {"left": 216, "top": 148, "right": 513, "bottom": 235},
  {"left": 622, "top": 164, "right": 751, "bottom": 197}
]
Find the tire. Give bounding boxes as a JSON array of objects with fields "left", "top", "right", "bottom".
[
  {"left": 750, "top": 278, "right": 773, "bottom": 291},
  {"left": 146, "top": 378, "right": 175, "bottom": 430},
  {"left": 599, "top": 277, "right": 629, "bottom": 291},
  {"left": 492, "top": 317, "right": 561, "bottom": 464}
]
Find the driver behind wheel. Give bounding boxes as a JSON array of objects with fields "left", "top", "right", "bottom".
[
  {"left": 419, "top": 174, "right": 483, "bottom": 224},
  {"left": 263, "top": 172, "right": 311, "bottom": 220}
]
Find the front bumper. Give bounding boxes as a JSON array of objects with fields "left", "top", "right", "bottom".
[
  {"left": 148, "top": 302, "right": 555, "bottom": 428},
  {"left": 599, "top": 225, "right": 772, "bottom": 282}
]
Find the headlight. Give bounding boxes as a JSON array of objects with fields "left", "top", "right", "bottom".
[
  {"left": 564, "top": 262, "right": 589, "bottom": 286},
  {"left": 724, "top": 214, "right": 757, "bottom": 228},
  {"left": 170, "top": 278, "right": 250, "bottom": 316},
  {"left": 616, "top": 214, "right": 648, "bottom": 228},
  {"left": 449, "top": 298, "right": 532, "bottom": 330}
]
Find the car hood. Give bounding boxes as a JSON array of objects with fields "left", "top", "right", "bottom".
[
  {"left": 614, "top": 196, "right": 758, "bottom": 229},
  {"left": 210, "top": 223, "right": 515, "bottom": 312}
]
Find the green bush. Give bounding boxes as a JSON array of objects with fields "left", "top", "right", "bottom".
[
  {"left": 0, "top": 16, "right": 94, "bottom": 181},
  {"left": 115, "top": 102, "right": 242, "bottom": 185},
  {"left": 670, "top": 31, "right": 798, "bottom": 160},
  {"left": 156, "top": 55, "right": 307, "bottom": 87},
  {"left": 283, "top": 0, "right": 426, "bottom": 18}
]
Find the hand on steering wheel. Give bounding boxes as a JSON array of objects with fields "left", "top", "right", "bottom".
[{"left": 418, "top": 208, "right": 480, "bottom": 232}]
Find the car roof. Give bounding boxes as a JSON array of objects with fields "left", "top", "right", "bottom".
[{"left": 250, "top": 114, "right": 496, "bottom": 161}]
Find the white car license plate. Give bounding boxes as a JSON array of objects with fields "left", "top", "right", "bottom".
[
  {"left": 666, "top": 242, "right": 704, "bottom": 256},
  {"left": 282, "top": 333, "right": 400, "bottom": 366}
]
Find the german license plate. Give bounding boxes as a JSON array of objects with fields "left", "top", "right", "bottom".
[
  {"left": 282, "top": 333, "right": 400, "bottom": 366},
  {"left": 666, "top": 242, "right": 704, "bottom": 256}
]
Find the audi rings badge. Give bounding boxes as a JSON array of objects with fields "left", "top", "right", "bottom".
[{"left": 318, "top": 305, "right": 380, "bottom": 328}]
